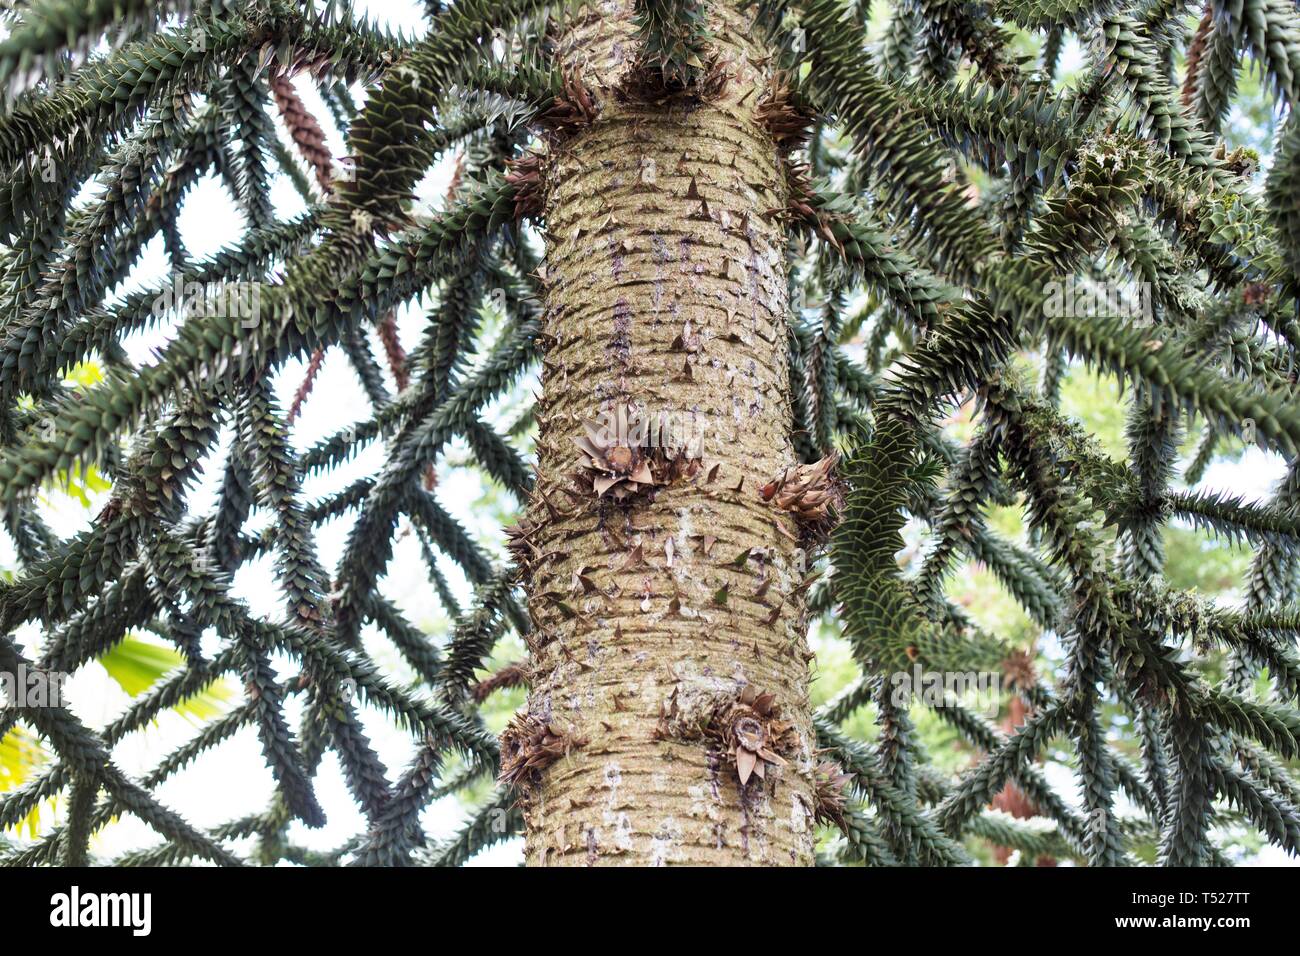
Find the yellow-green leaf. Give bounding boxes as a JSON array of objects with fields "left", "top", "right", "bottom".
[{"left": 99, "top": 636, "right": 233, "bottom": 723}]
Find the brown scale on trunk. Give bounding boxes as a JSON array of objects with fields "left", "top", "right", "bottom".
[
  {"left": 1182, "top": 8, "right": 1213, "bottom": 111},
  {"left": 287, "top": 345, "right": 325, "bottom": 424},
  {"left": 990, "top": 650, "right": 1057, "bottom": 866},
  {"left": 271, "top": 71, "right": 335, "bottom": 419},
  {"left": 375, "top": 309, "right": 410, "bottom": 392},
  {"left": 271, "top": 74, "right": 414, "bottom": 448},
  {"left": 269, "top": 71, "right": 335, "bottom": 192},
  {"left": 511, "top": 0, "right": 817, "bottom": 866}
]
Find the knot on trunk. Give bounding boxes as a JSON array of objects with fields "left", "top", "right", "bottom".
[
  {"left": 499, "top": 713, "right": 587, "bottom": 793},
  {"left": 812, "top": 759, "right": 854, "bottom": 829},
  {"left": 573, "top": 402, "right": 703, "bottom": 502},
  {"left": 504, "top": 152, "right": 546, "bottom": 221},
  {"left": 506, "top": 72, "right": 602, "bottom": 225},
  {"left": 756, "top": 76, "right": 815, "bottom": 155},
  {"left": 760, "top": 452, "right": 843, "bottom": 540},
  {"left": 659, "top": 683, "right": 797, "bottom": 786},
  {"left": 539, "top": 69, "right": 601, "bottom": 139}
]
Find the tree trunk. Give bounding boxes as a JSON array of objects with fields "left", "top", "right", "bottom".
[{"left": 507, "top": 0, "right": 817, "bottom": 866}]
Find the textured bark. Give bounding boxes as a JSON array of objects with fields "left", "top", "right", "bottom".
[
  {"left": 514, "top": 0, "right": 816, "bottom": 865},
  {"left": 1181, "top": 8, "right": 1213, "bottom": 111},
  {"left": 269, "top": 72, "right": 335, "bottom": 192}
]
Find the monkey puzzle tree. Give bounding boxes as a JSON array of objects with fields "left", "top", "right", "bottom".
[{"left": 2, "top": 0, "right": 1300, "bottom": 868}]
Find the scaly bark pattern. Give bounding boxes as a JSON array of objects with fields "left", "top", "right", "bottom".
[{"left": 517, "top": 0, "right": 817, "bottom": 866}]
